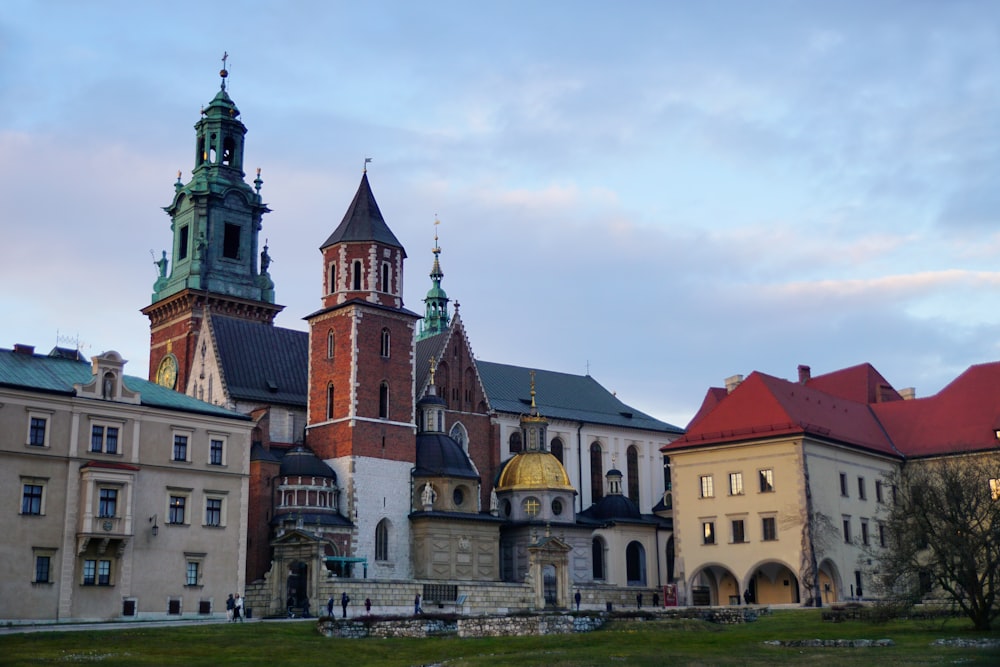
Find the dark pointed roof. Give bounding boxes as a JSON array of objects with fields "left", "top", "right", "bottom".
[
  {"left": 210, "top": 315, "right": 308, "bottom": 407},
  {"left": 279, "top": 446, "right": 337, "bottom": 480},
  {"left": 321, "top": 172, "right": 404, "bottom": 252}
]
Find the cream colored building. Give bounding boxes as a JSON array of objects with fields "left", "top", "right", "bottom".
[{"left": 0, "top": 345, "right": 252, "bottom": 623}]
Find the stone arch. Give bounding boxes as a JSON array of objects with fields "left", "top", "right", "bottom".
[
  {"left": 626, "top": 541, "right": 647, "bottom": 586},
  {"left": 689, "top": 562, "right": 741, "bottom": 606},
  {"left": 744, "top": 559, "right": 802, "bottom": 605},
  {"left": 817, "top": 557, "right": 843, "bottom": 605}
]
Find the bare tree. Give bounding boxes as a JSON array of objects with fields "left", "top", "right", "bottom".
[{"left": 876, "top": 453, "right": 1000, "bottom": 631}]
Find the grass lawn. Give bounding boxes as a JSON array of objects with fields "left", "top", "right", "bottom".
[{"left": 0, "top": 610, "right": 998, "bottom": 666}]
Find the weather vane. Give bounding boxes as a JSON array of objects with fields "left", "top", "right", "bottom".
[{"left": 364, "top": 157, "right": 373, "bottom": 172}]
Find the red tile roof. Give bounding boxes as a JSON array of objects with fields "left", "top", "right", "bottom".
[{"left": 667, "top": 362, "right": 1000, "bottom": 458}]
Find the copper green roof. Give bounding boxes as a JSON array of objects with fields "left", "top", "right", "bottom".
[{"left": 0, "top": 347, "right": 248, "bottom": 420}]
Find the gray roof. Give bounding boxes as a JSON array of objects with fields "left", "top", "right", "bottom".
[
  {"left": 0, "top": 347, "right": 247, "bottom": 420},
  {"left": 211, "top": 315, "right": 308, "bottom": 408},
  {"left": 320, "top": 172, "right": 404, "bottom": 252},
  {"left": 476, "top": 360, "right": 684, "bottom": 434}
]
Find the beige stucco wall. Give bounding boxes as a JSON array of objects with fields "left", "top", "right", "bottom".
[{"left": 0, "top": 373, "right": 252, "bottom": 623}]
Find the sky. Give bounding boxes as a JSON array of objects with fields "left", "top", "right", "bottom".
[{"left": 3, "top": 1, "right": 1000, "bottom": 428}]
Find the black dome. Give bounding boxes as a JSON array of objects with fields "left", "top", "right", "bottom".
[
  {"left": 414, "top": 433, "right": 479, "bottom": 479},
  {"left": 279, "top": 446, "right": 337, "bottom": 481},
  {"left": 581, "top": 493, "right": 641, "bottom": 521}
]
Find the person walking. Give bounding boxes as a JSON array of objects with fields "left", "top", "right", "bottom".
[
  {"left": 574, "top": 590, "right": 581, "bottom": 611},
  {"left": 327, "top": 596, "right": 334, "bottom": 618},
  {"left": 365, "top": 597, "right": 372, "bottom": 615},
  {"left": 340, "top": 591, "right": 350, "bottom": 618},
  {"left": 637, "top": 592, "right": 643, "bottom": 609},
  {"left": 226, "top": 593, "right": 235, "bottom": 622},
  {"left": 234, "top": 593, "right": 244, "bottom": 622},
  {"left": 414, "top": 593, "right": 422, "bottom": 615}
]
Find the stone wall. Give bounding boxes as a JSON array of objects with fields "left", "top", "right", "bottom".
[
  {"left": 243, "top": 577, "right": 674, "bottom": 619},
  {"left": 317, "top": 613, "right": 608, "bottom": 639}
]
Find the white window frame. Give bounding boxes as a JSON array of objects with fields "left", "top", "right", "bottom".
[
  {"left": 702, "top": 519, "right": 716, "bottom": 545},
  {"left": 699, "top": 474, "right": 714, "bottom": 498},
  {"left": 728, "top": 472, "right": 744, "bottom": 496},
  {"left": 184, "top": 552, "right": 206, "bottom": 588},
  {"left": 20, "top": 477, "right": 47, "bottom": 516},
  {"left": 171, "top": 429, "right": 193, "bottom": 463},
  {"left": 32, "top": 547, "right": 56, "bottom": 584},
  {"left": 761, "top": 514, "right": 778, "bottom": 541},
  {"left": 89, "top": 418, "right": 124, "bottom": 455},
  {"left": 26, "top": 409, "right": 52, "bottom": 448},
  {"left": 203, "top": 492, "right": 227, "bottom": 527},
  {"left": 167, "top": 488, "right": 193, "bottom": 526},
  {"left": 207, "top": 433, "right": 227, "bottom": 466},
  {"left": 758, "top": 468, "right": 774, "bottom": 493}
]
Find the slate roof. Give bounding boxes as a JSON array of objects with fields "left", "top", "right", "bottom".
[
  {"left": 210, "top": 315, "right": 308, "bottom": 408},
  {"left": 320, "top": 172, "right": 404, "bottom": 252},
  {"left": 476, "top": 360, "right": 684, "bottom": 434},
  {"left": 669, "top": 361, "right": 1000, "bottom": 460},
  {"left": 0, "top": 347, "right": 247, "bottom": 420},
  {"left": 415, "top": 432, "right": 480, "bottom": 478}
]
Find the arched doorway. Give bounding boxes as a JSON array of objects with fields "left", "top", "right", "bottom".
[
  {"left": 690, "top": 564, "right": 740, "bottom": 606},
  {"left": 543, "top": 564, "right": 557, "bottom": 607},
  {"left": 747, "top": 561, "right": 801, "bottom": 605},
  {"left": 626, "top": 541, "right": 646, "bottom": 586},
  {"left": 591, "top": 537, "right": 606, "bottom": 580}
]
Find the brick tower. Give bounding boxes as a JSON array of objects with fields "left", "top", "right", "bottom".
[
  {"left": 142, "top": 59, "right": 280, "bottom": 391},
  {"left": 305, "top": 170, "right": 420, "bottom": 577}
]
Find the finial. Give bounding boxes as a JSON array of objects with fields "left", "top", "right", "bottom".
[
  {"left": 530, "top": 370, "right": 537, "bottom": 410},
  {"left": 364, "top": 157, "right": 372, "bottom": 173},
  {"left": 254, "top": 167, "right": 263, "bottom": 194},
  {"left": 220, "top": 52, "right": 229, "bottom": 90},
  {"left": 429, "top": 356, "right": 437, "bottom": 385}
]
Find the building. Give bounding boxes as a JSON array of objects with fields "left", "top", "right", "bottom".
[
  {"left": 663, "top": 362, "right": 1000, "bottom": 607},
  {"left": 0, "top": 345, "right": 252, "bottom": 622},
  {"left": 144, "top": 68, "right": 684, "bottom": 615}
]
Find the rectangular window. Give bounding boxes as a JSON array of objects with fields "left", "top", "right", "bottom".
[
  {"left": 878, "top": 523, "right": 887, "bottom": 548},
  {"left": 861, "top": 519, "right": 870, "bottom": 546},
  {"left": 731, "top": 519, "right": 746, "bottom": 543},
  {"left": 205, "top": 498, "right": 222, "bottom": 527},
  {"left": 758, "top": 468, "right": 774, "bottom": 493},
  {"left": 223, "top": 223, "right": 241, "bottom": 259},
  {"left": 83, "top": 559, "right": 96, "bottom": 585},
  {"left": 858, "top": 476, "right": 867, "bottom": 500},
  {"left": 762, "top": 516, "right": 777, "bottom": 541},
  {"left": 875, "top": 480, "right": 884, "bottom": 503},
  {"left": 729, "top": 472, "right": 744, "bottom": 496},
  {"left": 98, "top": 488, "right": 117, "bottom": 518},
  {"left": 702, "top": 521, "right": 716, "bottom": 545},
  {"left": 990, "top": 478, "right": 1000, "bottom": 501},
  {"left": 29, "top": 417, "right": 47, "bottom": 446},
  {"left": 22, "top": 484, "right": 43, "bottom": 515},
  {"left": 173, "top": 435, "right": 188, "bottom": 462},
  {"left": 98, "top": 560, "right": 111, "bottom": 586},
  {"left": 842, "top": 516, "right": 852, "bottom": 544},
  {"left": 186, "top": 561, "right": 200, "bottom": 586},
  {"left": 700, "top": 475, "right": 714, "bottom": 498},
  {"left": 209, "top": 439, "right": 224, "bottom": 465},
  {"left": 35, "top": 555, "right": 51, "bottom": 583},
  {"left": 839, "top": 472, "right": 848, "bottom": 497},
  {"left": 91, "top": 425, "right": 120, "bottom": 454},
  {"left": 178, "top": 225, "right": 189, "bottom": 260},
  {"left": 169, "top": 496, "right": 186, "bottom": 525}
]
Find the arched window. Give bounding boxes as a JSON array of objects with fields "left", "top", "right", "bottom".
[
  {"left": 327, "top": 330, "right": 335, "bottom": 360},
  {"left": 592, "top": 537, "right": 606, "bottom": 580},
  {"left": 550, "top": 437, "right": 564, "bottom": 463},
  {"left": 327, "top": 262, "right": 336, "bottom": 294},
  {"left": 326, "top": 383, "right": 334, "bottom": 420},
  {"left": 627, "top": 445, "right": 640, "bottom": 505},
  {"left": 375, "top": 519, "right": 389, "bottom": 561},
  {"left": 380, "top": 328, "right": 390, "bottom": 358},
  {"left": 381, "top": 262, "right": 390, "bottom": 293},
  {"left": 449, "top": 422, "right": 468, "bottom": 452},
  {"left": 222, "top": 137, "right": 235, "bottom": 166},
  {"left": 590, "top": 442, "right": 604, "bottom": 502},
  {"left": 509, "top": 431, "right": 522, "bottom": 454},
  {"left": 378, "top": 382, "right": 389, "bottom": 419},
  {"left": 352, "top": 260, "right": 362, "bottom": 290},
  {"left": 626, "top": 541, "right": 646, "bottom": 586}
]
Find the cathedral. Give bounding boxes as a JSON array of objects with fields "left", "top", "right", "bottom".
[{"left": 143, "top": 67, "right": 683, "bottom": 614}]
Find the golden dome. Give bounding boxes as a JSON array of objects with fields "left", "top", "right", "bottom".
[{"left": 496, "top": 451, "right": 574, "bottom": 491}]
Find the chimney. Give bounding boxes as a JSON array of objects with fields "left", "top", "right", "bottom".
[
  {"left": 899, "top": 387, "right": 916, "bottom": 400},
  {"left": 13, "top": 344, "right": 35, "bottom": 355},
  {"left": 724, "top": 374, "right": 744, "bottom": 393},
  {"left": 798, "top": 364, "right": 811, "bottom": 384}
]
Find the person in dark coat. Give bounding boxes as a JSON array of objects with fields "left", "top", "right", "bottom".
[
  {"left": 327, "top": 596, "right": 334, "bottom": 618},
  {"left": 341, "top": 591, "right": 350, "bottom": 618},
  {"left": 414, "top": 593, "right": 422, "bottom": 614},
  {"left": 574, "top": 590, "right": 581, "bottom": 611}
]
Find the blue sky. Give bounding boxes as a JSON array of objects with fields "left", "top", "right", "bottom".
[{"left": 3, "top": 1, "right": 1000, "bottom": 427}]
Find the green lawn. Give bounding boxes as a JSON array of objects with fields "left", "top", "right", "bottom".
[{"left": 0, "top": 610, "right": 998, "bottom": 666}]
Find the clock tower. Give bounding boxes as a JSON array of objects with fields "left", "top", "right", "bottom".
[{"left": 142, "top": 58, "right": 282, "bottom": 391}]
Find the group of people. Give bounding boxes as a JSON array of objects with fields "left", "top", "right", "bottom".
[
  {"left": 225, "top": 593, "right": 244, "bottom": 622},
  {"left": 327, "top": 592, "right": 373, "bottom": 618}
]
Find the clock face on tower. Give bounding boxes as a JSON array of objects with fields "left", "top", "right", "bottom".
[{"left": 156, "top": 354, "right": 178, "bottom": 390}]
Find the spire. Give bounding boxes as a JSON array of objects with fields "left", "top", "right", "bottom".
[
  {"left": 520, "top": 370, "right": 547, "bottom": 452},
  {"left": 418, "top": 218, "right": 450, "bottom": 340},
  {"left": 321, "top": 171, "right": 404, "bottom": 251}
]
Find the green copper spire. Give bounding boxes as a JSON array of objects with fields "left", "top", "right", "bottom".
[
  {"left": 417, "top": 218, "right": 450, "bottom": 340},
  {"left": 151, "top": 54, "right": 274, "bottom": 305}
]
